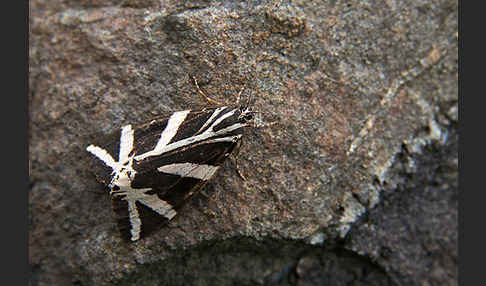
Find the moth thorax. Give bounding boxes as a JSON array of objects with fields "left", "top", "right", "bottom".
[{"left": 238, "top": 107, "right": 255, "bottom": 124}]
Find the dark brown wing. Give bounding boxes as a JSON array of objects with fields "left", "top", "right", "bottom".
[{"left": 113, "top": 141, "right": 238, "bottom": 241}]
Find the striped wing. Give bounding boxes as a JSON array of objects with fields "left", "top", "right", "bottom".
[
  {"left": 113, "top": 143, "right": 237, "bottom": 241},
  {"left": 86, "top": 106, "right": 247, "bottom": 241}
]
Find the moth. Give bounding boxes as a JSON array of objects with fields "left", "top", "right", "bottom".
[{"left": 86, "top": 104, "right": 254, "bottom": 241}]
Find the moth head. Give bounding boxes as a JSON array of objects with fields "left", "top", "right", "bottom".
[{"left": 238, "top": 106, "right": 255, "bottom": 124}]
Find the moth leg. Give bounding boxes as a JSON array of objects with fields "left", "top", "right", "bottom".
[
  {"left": 85, "top": 188, "right": 108, "bottom": 195},
  {"left": 246, "top": 111, "right": 278, "bottom": 129},
  {"left": 232, "top": 139, "right": 247, "bottom": 181},
  {"left": 256, "top": 120, "right": 278, "bottom": 129},
  {"left": 193, "top": 77, "right": 222, "bottom": 106}
]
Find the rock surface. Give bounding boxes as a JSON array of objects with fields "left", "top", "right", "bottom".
[{"left": 29, "top": 0, "right": 457, "bottom": 285}]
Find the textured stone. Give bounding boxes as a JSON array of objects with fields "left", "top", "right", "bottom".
[{"left": 29, "top": 0, "right": 457, "bottom": 285}]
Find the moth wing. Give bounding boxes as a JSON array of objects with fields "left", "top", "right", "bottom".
[
  {"left": 84, "top": 109, "right": 219, "bottom": 185},
  {"left": 85, "top": 128, "right": 127, "bottom": 186},
  {"left": 114, "top": 140, "right": 238, "bottom": 241},
  {"left": 85, "top": 107, "right": 243, "bottom": 241}
]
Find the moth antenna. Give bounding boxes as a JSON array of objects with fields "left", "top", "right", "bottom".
[
  {"left": 243, "top": 89, "right": 255, "bottom": 113},
  {"left": 236, "top": 82, "right": 247, "bottom": 106},
  {"left": 192, "top": 77, "right": 222, "bottom": 106}
]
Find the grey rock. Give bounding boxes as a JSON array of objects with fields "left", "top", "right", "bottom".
[{"left": 30, "top": 0, "right": 457, "bottom": 285}]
